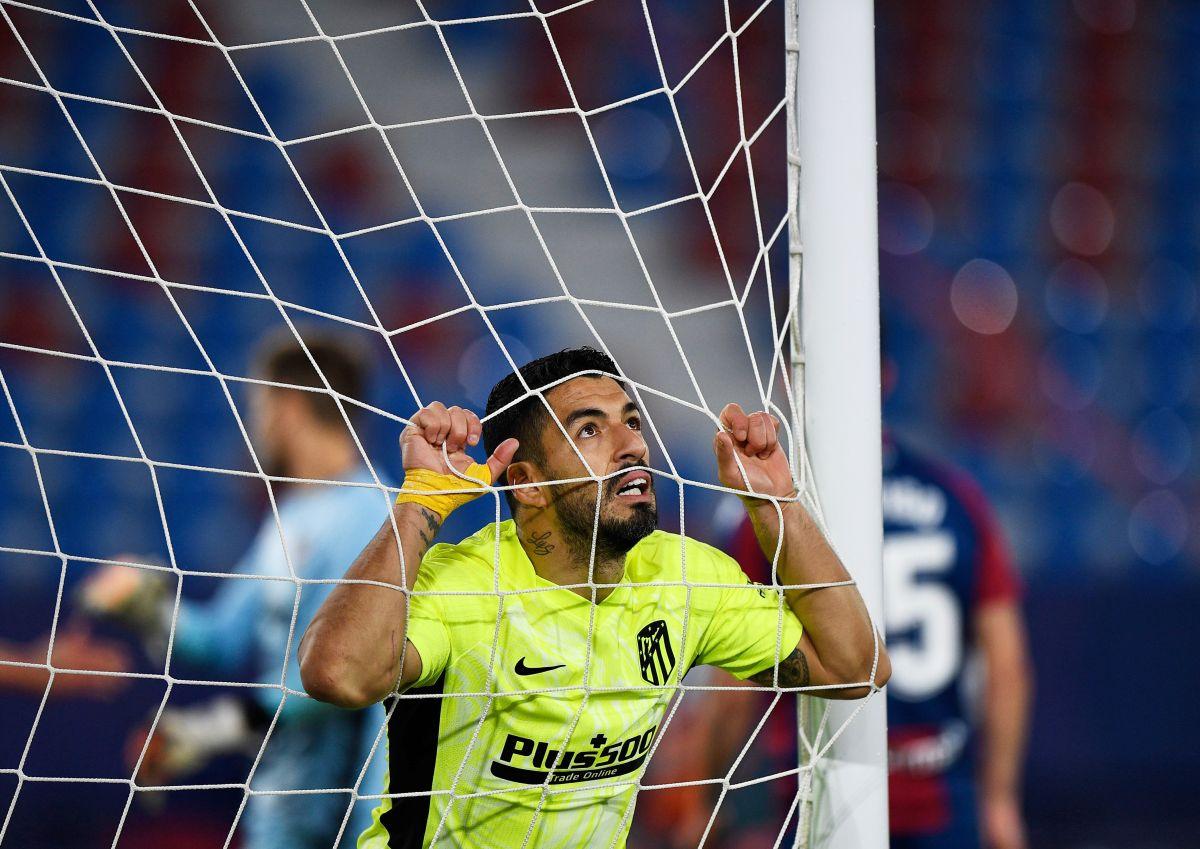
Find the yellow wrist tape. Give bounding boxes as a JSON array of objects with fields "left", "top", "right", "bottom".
[{"left": 395, "top": 463, "right": 492, "bottom": 522}]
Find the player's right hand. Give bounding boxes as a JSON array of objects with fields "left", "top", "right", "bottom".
[{"left": 401, "top": 402, "right": 518, "bottom": 485}]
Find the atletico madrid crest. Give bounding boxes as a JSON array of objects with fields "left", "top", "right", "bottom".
[{"left": 636, "top": 620, "right": 676, "bottom": 685}]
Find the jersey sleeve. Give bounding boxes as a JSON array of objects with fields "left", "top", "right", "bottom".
[
  {"left": 404, "top": 546, "right": 454, "bottom": 689},
  {"left": 173, "top": 519, "right": 279, "bottom": 671},
  {"left": 694, "top": 545, "right": 804, "bottom": 680},
  {"left": 953, "top": 473, "right": 1023, "bottom": 607}
]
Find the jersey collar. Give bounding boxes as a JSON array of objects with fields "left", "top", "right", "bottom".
[{"left": 498, "top": 520, "right": 632, "bottom": 612}]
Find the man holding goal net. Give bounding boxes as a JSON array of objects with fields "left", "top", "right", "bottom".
[{"left": 301, "top": 347, "right": 890, "bottom": 848}]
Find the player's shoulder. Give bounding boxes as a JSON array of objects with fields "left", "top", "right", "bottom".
[
  {"left": 886, "top": 436, "right": 949, "bottom": 486},
  {"left": 417, "top": 520, "right": 512, "bottom": 590},
  {"left": 884, "top": 434, "right": 1002, "bottom": 536},
  {"left": 629, "top": 529, "right": 741, "bottom": 582},
  {"left": 267, "top": 474, "right": 392, "bottom": 571}
]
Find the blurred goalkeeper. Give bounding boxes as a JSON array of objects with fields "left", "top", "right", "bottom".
[
  {"left": 300, "top": 347, "right": 890, "bottom": 849},
  {"left": 81, "top": 333, "right": 389, "bottom": 849}
]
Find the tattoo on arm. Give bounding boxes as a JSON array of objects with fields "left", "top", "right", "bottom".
[
  {"left": 749, "top": 646, "right": 811, "bottom": 688},
  {"left": 415, "top": 507, "right": 440, "bottom": 551},
  {"left": 528, "top": 531, "right": 555, "bottom": 556}
]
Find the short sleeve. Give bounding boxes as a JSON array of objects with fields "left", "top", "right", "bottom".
[
  {"left": 951, "top": 473, "right": 1023, "bottom": 608},
  {"left": 404, "top": 549, "right": 453, "bottom": 689},
  {"left": 695, "top": 547, "right": 804, "bottom": 680}
]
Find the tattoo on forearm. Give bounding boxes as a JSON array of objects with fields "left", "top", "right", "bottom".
[
  {"left": 415, "top": 507, "right": 441, "bottom": 551},
  {"left": 750, "top": 646, "right": 811, "bottom": 688},
  {"left": 528, "top": 531, "right": 555, "bottom": 556}
]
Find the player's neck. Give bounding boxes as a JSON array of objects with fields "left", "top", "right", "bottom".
[{"left": 514, "top": 514, "right": 626, "bottom": 602}]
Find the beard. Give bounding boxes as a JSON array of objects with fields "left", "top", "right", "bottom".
[{"left": 551, "top": 474, "right": 658, "bottom": 564}]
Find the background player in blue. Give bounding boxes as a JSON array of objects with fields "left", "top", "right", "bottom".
[
  {"left": 874, "top": 326, "right": 1033, "bottom": 849},
  {"left": 638, "top": 329, "right": 1034, "bottom": 849},
  {"left": 80, "top": 333, "right": 391, "bottom": 849},
  {"left": 879, "top": 428, "right": 1031, "bottom": 849}
]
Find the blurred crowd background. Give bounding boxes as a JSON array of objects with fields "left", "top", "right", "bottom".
[{"left": 0, "top": 0, "right": 1196, "bottom": 847}]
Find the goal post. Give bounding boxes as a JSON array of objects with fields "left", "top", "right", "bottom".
[
  {"left": 792, "top": 1, "right": 889, "bottom": 847},
  {"left": 0, "top": 0, "right": 892, "bottom": 845}
]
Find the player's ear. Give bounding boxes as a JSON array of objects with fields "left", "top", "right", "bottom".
[{"left": 506, "top": 461, "right": 548, "bottom": 510}]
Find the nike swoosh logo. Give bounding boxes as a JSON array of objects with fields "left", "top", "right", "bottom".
[{"left": 515, "top": 657, "right": 566, "bottom": 676}]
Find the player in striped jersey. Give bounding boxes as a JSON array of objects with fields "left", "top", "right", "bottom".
[
  {"left": 300, "top": 347, "right": 890, "bottom": 849},
  {"left": 688, "top": 321, "right": 1033, "bottom": 849},
  {"left": 880, "top": 432, "right": 1031, "bottom": 849}
]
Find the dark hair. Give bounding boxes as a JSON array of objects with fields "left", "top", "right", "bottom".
[
  {"left": 483, "top": 346, "right": 625, "bottom": 511},
  {"left": 253, "top": 330, "right": 368, "bottom": 426}
]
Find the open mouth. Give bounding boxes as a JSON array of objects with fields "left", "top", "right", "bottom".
[{"left": 613, "top": 470, "right": 652, "bottom": 500}]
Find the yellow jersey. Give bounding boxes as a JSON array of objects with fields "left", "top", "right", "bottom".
[{"left": 359, "top": 518, "right": 802, "bottom": 849}]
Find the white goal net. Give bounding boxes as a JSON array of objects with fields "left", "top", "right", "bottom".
[{"left": 0, "top": 1, "right": 883, "bottom": 848}]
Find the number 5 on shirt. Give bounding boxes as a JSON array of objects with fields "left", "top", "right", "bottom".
[{"left": 884, "top": 530, "right": 961, "bottom": 701}]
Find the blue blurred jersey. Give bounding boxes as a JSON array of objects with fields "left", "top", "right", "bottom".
[
  {"left": 882, "top": 436, "right": 1020, "bottom": 847},
  {"left": 172, "top": 466, "right": 392, "bottom": 849}
]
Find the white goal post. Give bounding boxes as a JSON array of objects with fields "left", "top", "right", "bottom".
[
  {"left": 0, "top": 0, "right": 889, "bottom": 845},
  {"left": 792, "top": 1, "right": 888, "bottom": 847}
]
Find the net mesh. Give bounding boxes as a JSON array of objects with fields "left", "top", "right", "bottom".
[{"left": 0, "top": 0, "right": 881, "bottom": 847}]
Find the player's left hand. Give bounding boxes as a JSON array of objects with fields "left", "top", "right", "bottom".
[
  {"left": 712, "top": 403, "right": 796, "bottom": 503},
  {"left": 126, "top": 697, "right": 254, "bottom": 786},
  {"left": 126, "top": 720, "right": 172, "bottom": 786}
]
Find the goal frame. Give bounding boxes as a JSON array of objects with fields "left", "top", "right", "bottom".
[
  {"left": 0, "top": 0, "right": 888, "bottom": 844},
  {"left": 790, "top": 1, "right": 888, "bottom": 847}
]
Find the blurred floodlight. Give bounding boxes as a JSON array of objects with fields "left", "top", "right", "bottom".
[
  {"left": 592, "top": 106, "right": 674, "bottom": 181},
  {"left": 1050, "top": 182, "right": 1115, "bottom": 256},
  {"left": 1033, "top": 419, "right": 1097, "bottom": 484},
  {"left": 1137, "top": 259, "right": 1197, "bottom": 331},
  {"left": 1045, "top": 258, "right": 1108, "bottom": 334},
  {"left": 1138, "top": 340, "right": 1193, "bottom": 406},
  {"left": 950, "top": 258, "right": 1018, "bottom": 335},
  {"left": 878, "top": 182, "right": 935, "bottom": 256},
  {"left": 1131, "top": 408, "right": 1193, "bottom": 486},
  {"left": 1038, "top": 336, "right": 1101, "bottom": 411},
  {"left": 1128, "top": 489, "right": 1188, "bottom": 566}
]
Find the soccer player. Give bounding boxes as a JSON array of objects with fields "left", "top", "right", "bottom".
[
  {"left": 299, "top": 346, "right": 890, "bottom": 849},
  {"left": 713, "top": 338, "right": 1033, "bottom": 849},
  {"left": 80, "top": 333, "right": 390, "bottom": 849},
  {"left": 878, "top": 428, "right": 1032, "bottom": 849}
]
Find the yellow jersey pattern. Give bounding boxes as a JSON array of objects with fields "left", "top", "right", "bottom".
[{"left": 359, "top": 519, "right": 802, "bottom": 849}]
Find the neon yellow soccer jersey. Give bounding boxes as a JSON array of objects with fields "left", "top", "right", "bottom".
[{"left": 359, "top": 519, "right": 803, "bottom": 849}]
